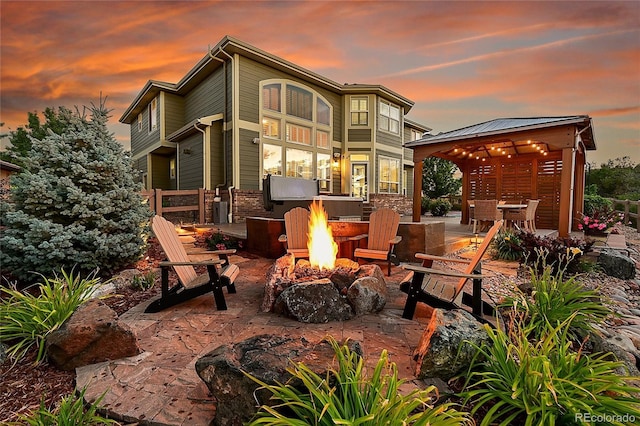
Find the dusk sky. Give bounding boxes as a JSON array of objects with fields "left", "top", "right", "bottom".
[{"left": 1, "top": 0, "right": 638, "bottom": 167}]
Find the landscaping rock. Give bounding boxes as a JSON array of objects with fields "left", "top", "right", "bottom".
[
  {"left": 591, "top": 332, "right": 640, "bottom": 377},
  {"left": 195, "top": 334, "right": 362, "bottom": 426},
  {"left": 45, "top": 299, "right": 140, "bottom": 371},
  {"left": 598, "top": 249, "right": 636, "bottom": 280},
  {"left": 347, "top": 275, "right": 387, "bottom": 315},
  {"left": 413, "top": 308, "right": 489, "bottom": 380},
  {"left": 273, "top": 279, "right": 354, "bottom": 323}
]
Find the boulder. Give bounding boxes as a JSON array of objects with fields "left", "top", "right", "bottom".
[
  {"left": 273, "top": 279, "right": 354, "bottom": 323},
  {"left": 413, "top": 308, "right": 489, "bottom": 380},
  {"left": 45, "top": 299, "right": 140, "bottom": 371},
  {"left": 347, "top": 275, "right": 387, "bottom": 315},
  {"left": 195, "top": 334, "right": 362, "bottom": 426},
  {"left": 591, "top": 332, "right": 640, "bottom": 377},
  {"left": 598, "top": 249, "right": 636, "bottom": 280}
]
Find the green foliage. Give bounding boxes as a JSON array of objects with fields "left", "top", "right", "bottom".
[
  {"left": 492, "top": 229, "right": 523, "bottom": 261},
  {"left": 422, "top": 157, "right": 461, "bottom": 199},
  {"left": 501, "top": 253, "right": 611, "bottom": 341},
  {"left": 583, "top": 194, "right": 613, "bottom": 217},
  {"left": 0, "top": 101, "right": 152, "bottom": 282},
  {"left": 516, "top": 231, "right": 593, "bottom": 275},
  {"left": 429, "top": 198, "right": 452, "bottom": 216},
  {"left": 11, "top": 388, "right": 117, "bottom": 426},
  {"left": 459, "top": 317, "right": 640, "bottom": 426},
  {"left": 247, "top": 337, "right": 471, "bottom": 425},
  {"left": 420, "top": 196, "right": 430, "bottom": 215},
  {"left": 131, "top": 270, "right": 157, "bottom": 291},
  {"left": 0, "top": 269, "right": 102, "bottom": 364},
  {"left": 586, "top": 156, "right": 640, "bottom": 200},
  {"left": 0, "top": 107, "right": 72, "bottom": 169}
]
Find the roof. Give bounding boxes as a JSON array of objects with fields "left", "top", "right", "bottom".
[
  {"left": 120, "top": 36, "right": 415, "bottom": 124},
  {"left": 0, "top": 159, "right": 21, "bottom": 172},
  {"left": 405, "top": 116, "right": 596, "bottom": 150}
]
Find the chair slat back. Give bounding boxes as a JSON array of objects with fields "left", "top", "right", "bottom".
[
  {"left": 284, "top": 207, "right": 309, "bottom": 250},
  {"left": 152, "top": 215, "right": 198, "bottom": 286},
  {"left": 368, "top": 208, "right": 400, "bottom": 251},
  {"left": 526, "top": 200, "right": 540, "bottom": 221},
  {"left": 454, "top": 220, "right": 503, "bottom": 295}
]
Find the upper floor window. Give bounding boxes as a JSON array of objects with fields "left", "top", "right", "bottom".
[
  {"left": 286, "top": 85, "right": 313, "bottom": 120},
  {"left": 316, "top": 98, "right": 330, "bottom": 125},
  {"left": 286, "top": 123, "right": 311, "bottom": 145},
  {"left": 351, "top": 97, "right": 368, "bottom": 126},
  {"left": 316, "top": 130, "right": 330, "bottom": 149},
  {"left": 263, "top": 83, "right": 281, "bottom": 112},
  {"left": 262, "top": 116, "right": 280, "bottom": 139},
  {"left": 379, "top": 156, "right": 400, "bottom": 194},
  {"left": 148, "top": 97, "right": 158, "bottom": 132},
  {"left": 169, "top": 158, "right": 176, "bottom": 179},
  {"left": 379, "top": 99, "right": 399, "bottom": 134},
  {"left": 410, "top": 128, "right": 423, "bottom": 141},
  {"left": 137, "top": 113, "right": 143, "bottom": 132}
]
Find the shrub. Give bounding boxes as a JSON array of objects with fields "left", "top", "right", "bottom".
[
  {"left": 0, "top": 103, "right": 152, "bottom": 282},
  {"left": 131, "top": 270, "right": 156, "bottom": 291},
  {"left": 517, "top": 231, "right": 593, "bottom": 275},
  {"left": 0, "top": 268, "right": 102, "bottom": 364},
  {"left": 421, "top": 196, "right": 429, "bottom": 215},
  {"left": 459, "top": 317, "right": 640, "bottom": 426},
  {"left": 247, "top": 337, "right": 471, "bottom": 425},
  {"left": 429, "top": 199, "right": 452, "bottom": 216},
  {"left": 206, "top": 229, "right": 243, "bottom": 251},
  {"left": 10, "top": 388, "right": 117, "bottom": 426},
  {"left": 583, "top": 194, "right": 612, "bottom": 217},
  {"left": 491, "top": 229, "right": 523, "bottom": 261}
]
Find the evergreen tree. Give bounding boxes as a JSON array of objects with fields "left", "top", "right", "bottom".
[
  {"left": 422, "top": 157, "right": 461, "bottom": 199},
  {"left": 0, "top": 102, "right": 152, "bottom": 282}
]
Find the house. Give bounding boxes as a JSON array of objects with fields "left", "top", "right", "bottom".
[
  {"left": 0, "top": 159, "right": 21, "bottom": 199},
  {"left": 120, "top": 36, "right": 430, "bottom": 222},
  {"left": 405, "top": 116, "right": 596, "bottom": 236}
]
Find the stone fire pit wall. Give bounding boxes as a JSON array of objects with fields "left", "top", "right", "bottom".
[{"left": 246, "top": 217, "right": 445, "bottom": 260}]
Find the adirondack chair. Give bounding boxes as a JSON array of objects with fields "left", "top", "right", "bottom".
[
  {"left": 145, "top": 215, "right": 240, "bottom": 313},
  {"left": 352, "top": 208, "right": 402, "bottom": 276},
  {"left": 400, "top": 220, "right": 503, "bottom": 324},
  {"left": 278, "top": 207, "right": 310, "bottom": 258}
]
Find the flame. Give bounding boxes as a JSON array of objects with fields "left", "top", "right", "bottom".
[{"left": 307, "top": 200, "right": 338, "bottom": 270}]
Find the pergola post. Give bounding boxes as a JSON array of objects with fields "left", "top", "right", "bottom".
[
  {"left": 413, "top": 159, "right": 423, "bottom": 222},
  {"left": 558, "top": 147, "right": 574, "bottom": 237}
]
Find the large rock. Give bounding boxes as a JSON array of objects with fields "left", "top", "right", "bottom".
[
  {"left": 347, "top": 275, "right": 387, "bottom": 315},
  {"left": 413, "top": 308, "right": 489, "bottom": 380},
  {"left": 45, "top": 299, "right": 140, "bottom": 371},
  {"left": 591, "top": 332, "right": 640, "bottom": 377},
  {"left": 195, "top": 334, "right": 362, "bottom": 426},
  {"left": 598, "top": 249, "right": 636, "bottom": 280},
  {"left": 273, "top": 279, "right": 354, "bottom": 323}
]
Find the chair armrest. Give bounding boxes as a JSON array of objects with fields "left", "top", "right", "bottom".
[
  {"left": 390, "top": 235, "right": 402, "bottom": 244},
  {"left": 208, "top": 249, "right": 236, "bottom": 255},
  {"left": 402, "top": 264, "right": 488, "bottom": 280},
  {"left": 159, "top": 260, "right": 224, "bottom": 267},
  {"left": 349, "top": 234, "right": 368, "bottom": 241},
  {"left": 278, "top": 234, "right": 287, "bottom": 243},
  {"left": 415, "top": 253, "right": 471, "bottom": 264}
]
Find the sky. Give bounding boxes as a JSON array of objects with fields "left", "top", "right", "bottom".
[{"left": 1, "top": 0, "right": 638, "bottom": 167}]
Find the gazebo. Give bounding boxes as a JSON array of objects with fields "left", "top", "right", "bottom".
[{"left": 406, "top": 116, "right": 596, "bottom": 237}]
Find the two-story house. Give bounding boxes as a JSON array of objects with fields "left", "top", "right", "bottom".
[{"left": 120, "top": 36, "right": 430, "bottom": 222}]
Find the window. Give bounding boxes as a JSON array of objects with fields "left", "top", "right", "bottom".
[
  {"left": 350, "top": 97, "right": 368, "bottom": 125},
  {"left": 379, "top": 99, "right": 399, "bottom": 134},
  {"left": 263, "top": 83, "right": 281, "bottom": 112},
  {"left": 286, "top": 85, "right": 312, "bottom": 120},
  {"left": 316, "top": 130, "right": 330, "bottom": 149},
  {"left": 263, "top": 144, "right": 282, "bottom": 176},
  {"left": 379, "top": 156, "right": 400, "bottom": 193},
  {"left": 317, "top": 152, "right": 331, "bottom": 192},
  {"left": 410, "top": 129, "right": 423, "bottom": 141},
  {"left": 169, "top": 158, "right": 176, "bottom": 179},
  {"left": 262, "top": 117, "right": 280, "bottom": 139},
  {"left": 286, "top": 148, "right": 313, "bottom": 179},
  {"left": 137, "top": 113, "right": 143, "bottom": 132},
  {"left": 286, "top": 123, "right": 311, "bottom": 145},
  {"left": 148, "top": 97, "right": 157, "bottom": 132},
  {"left": 316, "top": 98, "right": 330, "bottom": 125}
]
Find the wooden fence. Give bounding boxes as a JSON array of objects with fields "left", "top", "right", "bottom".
[
  {"left": 141, "top": 188, "right": 205, "bottom": 224},
  {"left": 608, "top": 198, "right": 640, "bottom": 232}
]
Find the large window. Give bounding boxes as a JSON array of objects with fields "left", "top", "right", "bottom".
[
  {"left": 379, "top": 156, "right": 400, "bottom": 193},
  {"left": 286, "top": 123, "right": 311, "bottom": 145},
  {"left": 263, "top": 144, "right": 282, "bottom": 176},
  {"left": 148, "top": 97, "right": 158, "bottom": 132},
  {"left": 317, "top": 153, "right": 331, "bottom": 192},
  {"left": 317, "top": 98, "right": 330, "bottom": 125},
  {"left": 379, "top": 99, "right": 399, "bottom": 134},
  {"left": 263, "top": 83, "right": 281, "bottom": 112},
  {"left": 262, "top": 117, "right": 280, "bottom": 139},
  {"left": 316, "top": 130, "right": 330, "bottom": 149},
  {"left": 286, "top": 148, "right": 313, "bottom": 179},
  {"left": 286, "top": 85, "right": 313, "bottom": 120},
  {"left": 351, "top": 96, "right": 368, "bottom": 125}
]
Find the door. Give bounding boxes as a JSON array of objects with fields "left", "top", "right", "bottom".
[{"left": 351, "top": 162, "right": 368, "bottom": 201}]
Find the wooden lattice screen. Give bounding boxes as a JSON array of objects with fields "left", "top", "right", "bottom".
[{"left": 536, "top": 157, "right": 562, "bottom": 230}]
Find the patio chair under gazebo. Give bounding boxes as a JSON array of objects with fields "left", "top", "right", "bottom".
[{"left": 405, "top": 116, "right": 596, "bottom": 237}]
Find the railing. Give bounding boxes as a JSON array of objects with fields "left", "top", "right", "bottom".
[
  {"left": 608, "top": 198, "right": 640, "bottom": 232},
  {"left": 141, "top": 188, "right": 205, "bottom": 224}
]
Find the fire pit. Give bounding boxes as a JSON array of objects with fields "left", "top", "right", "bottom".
[{"left": 262, "top": 201, "right": 388, "bottom": 323}]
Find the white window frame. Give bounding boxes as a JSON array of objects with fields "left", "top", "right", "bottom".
[
  {"left": 317, "top": 152, "right": 331, "bottom": 193},
  {"left": 350, "top": 96, "right": 369, "bottom": 126},
  {"left": 286, "top": 148, "right": 313, "bottom": 179},
  {"left": 378, "top": 156, "right": 400, "bottom": 194},
  {"left": 286, "top": 123, "right": 312, "bottom": 146},
  {"left": 262, "top": 116, "right": 280, "bottom": 139},
  {"left": 378, "top": 99, "right": 399, "bottom": 135},
  {"left": 262, "top": 143, "right": 282, "bottom": 177},
  {"left": 137, "top": 113, "right": 143, "bottom": 132},
  {"left": 148, "top": 97, "right": 158, "bottom": 133}
]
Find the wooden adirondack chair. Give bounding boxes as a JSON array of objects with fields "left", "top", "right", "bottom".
[
  {"left": 145, "top": 215, "right": 240, "bottom": 313},
  {"left": 278, "top": 207, "right": 310, "bottom": 258},
  {"left": 352, "top": 208, "right": 402, "bottom": 276},
  {"left": 400, "top": 220, "right": 503, "bottom": 324}
]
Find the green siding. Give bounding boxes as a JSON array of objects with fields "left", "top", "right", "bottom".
[
  {"left": 348, "top": 128, "right": 372, "bottom": 142},
  {"left": 184, "top": 69, "right": 225, "bottom": 122},
  {"left": 404, "top": 147, "right": 413, "bottom": 162},
  {"left": 404, "top": 165, "right": 414, "bottom": 197},
  {"left": 151, "top": 154, "right": 172, "bottom": 190},
  {"left": 178, "top": 134, "right": 204, "bottom": 189},
  {"left": 209, "top": 121, "right": 225, "bottom": 189},
  {"left": 375, "top": 129, "right": 402, "bottom": 149},
  {"left": 239, "top": 128, "right": 260, "bottom": 190},
  {"left": 131, "top": 102, "right": 159, "bottom": 155},
  {"left": 164, "top": 93, "right": 184, "bottom": 136}
]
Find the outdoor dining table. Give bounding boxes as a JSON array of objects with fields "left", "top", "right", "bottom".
[{"left": 498, "top": 204, "right": 528, "bottom": 229}]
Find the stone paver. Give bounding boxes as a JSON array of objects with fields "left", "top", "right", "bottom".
[{"left": 76, "top": 255, "right": 437, "bottom": 425}]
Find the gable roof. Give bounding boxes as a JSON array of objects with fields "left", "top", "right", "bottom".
[
  {"left": 406, "top": 116, "right": 596, "bottom": 150},
  {"left": 120, "top": 36, "right": 415, "bottom": 124}
]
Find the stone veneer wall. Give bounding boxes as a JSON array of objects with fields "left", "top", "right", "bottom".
[
  {"left": 368, "top": 193, "right": 413, "bottom": 216},
  {"left": 231, "top": 189, "right": 274, "bottom": 223}
]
